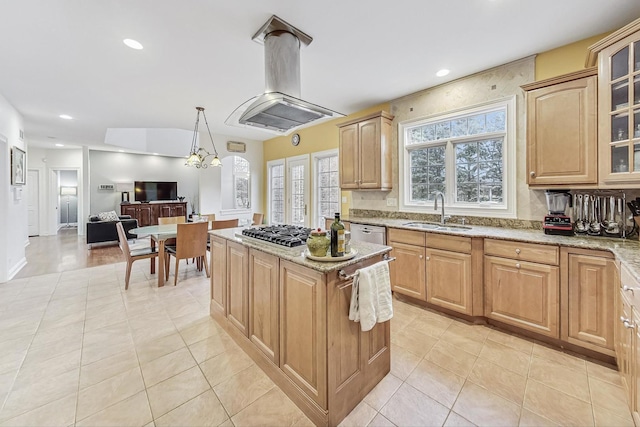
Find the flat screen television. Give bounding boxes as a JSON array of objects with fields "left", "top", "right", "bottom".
[{"left": 134, "top": 181, "right": 177, "bottom": 202}]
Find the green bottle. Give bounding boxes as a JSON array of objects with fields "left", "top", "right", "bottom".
[{"left": 330, "top": 212, "right": 345, "bottom": 257}]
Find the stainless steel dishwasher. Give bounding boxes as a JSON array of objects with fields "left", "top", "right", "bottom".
[{"left": 350, "top": 223, "right": 386, "bottom": 245}]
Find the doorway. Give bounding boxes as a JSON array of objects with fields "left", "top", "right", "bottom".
[{"left": 58, "top": 170, "right": 78, "bottom": 229}]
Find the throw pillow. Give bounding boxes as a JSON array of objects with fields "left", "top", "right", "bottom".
[
  {"left": 97, "top": 211, "right": 120, "bottom": 222},
  {"left": 89, "top": 215, "right": 101, "bottom": 222}
]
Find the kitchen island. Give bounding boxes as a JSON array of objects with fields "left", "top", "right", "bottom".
[{"left": 208, "top": 228, "right": 393, "bottom": 427}]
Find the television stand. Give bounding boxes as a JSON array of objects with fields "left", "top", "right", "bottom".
[{"left": 121, "top": 201, "right": 187, "bottom": 226}]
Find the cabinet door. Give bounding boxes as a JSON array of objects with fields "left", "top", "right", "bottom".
[
  {"left": 210, "top": 236, "right": 227, "bottom": 315},
  {"left": 249, "top": 249, "right": 279, "bottom": 365},
  {"left": 618, "top": 289, "right": 633, "bottom": 402},
  {"left": 159, "top": 205, "right": 172, "bottom": 217},
  {"left": 358, "top": 118, "right": 382, "bottom": 189},
  {"left": 339, "top": 123, "right": 359, "bottom": 189},
  {"left": 633, "top": 306, "right": 640, "bottom": 420},
  {"left": 138, "top": 205, "right": 152, "bottom": 226},
  {"left": 279, "top": 260, "right": 327, "bottom": 409},
  {"left": 527, "top": 75, "right": 597, "bottom": 185},
  {"left": 121, "top": 205, "right": 137, "bottom": 219},
  {"left": 565, "top": 254, "right": 615, "bottom": 352},
  {"left": 484, "top": 256, "right": 559, "bottom": 338},
  {"left": 227, "top": 241, "right": 248, "bottom": 336},
  {"left": 389, "top": 242, "right": 426, "bottom": 301},
  {"left": 171, "top": 204, "right": 186, "bottom": 217},
  {"left": 426, "top": 248, "right": 472, "bottom": 315}
]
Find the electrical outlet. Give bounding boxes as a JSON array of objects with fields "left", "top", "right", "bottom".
[{"left": 386, "top": 197, "right": 397, "bottom": 207}]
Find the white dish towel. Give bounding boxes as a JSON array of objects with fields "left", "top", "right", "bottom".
[{"left": 348, "top": 260, "right": 393, "bottom": 331}]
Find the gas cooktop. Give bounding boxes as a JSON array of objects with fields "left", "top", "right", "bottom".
[{"left": 241, "top": 225, "right": 312, "bottom": 247}]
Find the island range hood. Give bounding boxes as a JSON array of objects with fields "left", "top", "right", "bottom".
[{"left": 226, "top": 15, "right": 343, "bottom": 134}]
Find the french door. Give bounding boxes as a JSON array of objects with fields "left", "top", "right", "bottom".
[{"left": 267, "top": 155, "right": 309, "bottom": 226}]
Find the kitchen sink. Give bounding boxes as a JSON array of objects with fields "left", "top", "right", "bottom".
[{"left": 402, "top": 222, "right": 471, "bottom": 231}]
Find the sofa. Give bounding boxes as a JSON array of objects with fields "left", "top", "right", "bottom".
[{"left": 86, "top": 215, "right": 138, "bottom": 247}]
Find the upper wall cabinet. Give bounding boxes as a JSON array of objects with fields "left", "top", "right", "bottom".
[
  {"left": 522, "top": 68, "right": 598, "bottom": 187},
  {"left": 587, "top": 17, "right": 640, "bottom": 187},
  {"left": 338, "top": 111, "right": 394, "bottom": 190}
]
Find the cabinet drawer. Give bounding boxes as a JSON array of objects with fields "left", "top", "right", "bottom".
[
  {"left": 388, "top": 228, "right": 425, "bottom": 246},
  {"left": 484, "top": 239, "right": 559, "bottom": 265},
  {"left": 426, "top": 234, "right": 471, "bottom": 254},
  {"left": 620, "top": 263, "right": 640, "bottom": 307}
]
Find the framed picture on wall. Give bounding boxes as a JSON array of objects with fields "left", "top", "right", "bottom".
[{"left": 11, "top": 146, "right": 25, "bottom": 185}]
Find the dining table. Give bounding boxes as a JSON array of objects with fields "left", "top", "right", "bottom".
[{"left": 130, "top": 224, "right": 179, "bottom": 287}]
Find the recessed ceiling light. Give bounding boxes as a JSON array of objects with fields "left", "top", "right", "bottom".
[
  {"left": 436, "top": 69, "right": 450, "bottom": 77},
  {"left": 118, "top": 150, "right": 124, "bottom": 153},
  {"left": 55, "top": 143, "right": 64, "bottom": 147},
  {"left": 59, "top": 114, "right": 73, "bottom": 120},
  {"left": 153, "top": 153, "right": 159, "bottom": 155},
  {"left": 123, "top": 39, "right": 143, "bottom": 50}
]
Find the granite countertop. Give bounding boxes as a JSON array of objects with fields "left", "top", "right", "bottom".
[
  {"left": 347, "top": 216, "right": 640, "bottom": 282},
  {"left": 209, "top": 228, "right": 392, "bottom": 273}
]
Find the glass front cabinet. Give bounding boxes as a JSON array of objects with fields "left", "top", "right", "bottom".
[{"left": 589, "top": 18, "right": 640, "bottom": 187}]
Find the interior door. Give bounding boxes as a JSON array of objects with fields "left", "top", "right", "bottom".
[
  {"left": 286, "top": 155, "right": 309, "bottom": 227},
  {"left": 27, "top": 169, "right": 39, "bottom": 236}
]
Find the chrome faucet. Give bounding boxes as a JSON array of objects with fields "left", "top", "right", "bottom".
[{"left": 433, "top": 192, "right": 450, "bottom": 225}]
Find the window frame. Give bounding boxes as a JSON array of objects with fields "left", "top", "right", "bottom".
[
  {"left": 232, "top": 156, "right": 251, "bottom": 210},
  {"left": 398, "top": 96, "right": 516, "bottom": 218},
  {"left": 311, "top": 149, "right": 340, "bottom": 229},
  {"left": 267, "top": 158, "right": 285, "bottom": 224}
]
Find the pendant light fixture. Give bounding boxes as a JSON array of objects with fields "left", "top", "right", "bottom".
[{"left": 185, "top": 107, "right": 222, "bottom": 168}]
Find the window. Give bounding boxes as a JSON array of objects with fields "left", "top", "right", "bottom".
[
  {"left": 399, "top": 97, "right": 515, "bottom": 217},
  {"left": 268, "top": 160, "right": 285, "bottom": 224},
  {"left": 233, "top": 156, "right": 250, "bottom": 209},
  {"left": 312, "top": 149, "right": 340, "bottom": 228}
]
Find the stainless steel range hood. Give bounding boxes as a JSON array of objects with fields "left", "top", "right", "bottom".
[{"left": 226, "top": 15, "right": 343, "bottom": 134}]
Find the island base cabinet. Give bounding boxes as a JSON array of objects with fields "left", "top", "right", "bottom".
[
  {"left": 562, "top": 250, "right": 615, "bottom": 355},
  {"left": 279, "top": 260, "right": 328, "bottom": 410},
  {"left": 326, "top": 270, "right": 390, "bottom": 426},
  {"left": 389, "top": 242, "right": 426, "bottom": 301},
  {"left": 210, "top": 236, "right": 227, "bottom": 315},
  {"left": 249, "top": 249, "right": 279, "bottom": 365},
  {"left": 484, "top": 256, "right": 559, "bottom": 338},
  {"left": 227, "top": 241, "right": 249, "bottom": 337}
]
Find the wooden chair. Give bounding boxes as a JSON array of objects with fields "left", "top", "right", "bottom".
[
  {"left": 116, "top": 221, "right": 158, "bottom": 290},
  {"left": 164, "top": 222, "right": 210, "bottom": 286},
  {"left": 252, "top": 213, "right": 264, "bottom": 225},
  {"left": 158, "top": 216, "right": 186, "bottom": 225},
  {"left": 212, "top": 219, "right": 240, "bottom": 230}
]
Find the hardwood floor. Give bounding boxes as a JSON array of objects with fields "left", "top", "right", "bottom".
[{"left": 15, "top": 228, "right": 134, "bottom": 279}]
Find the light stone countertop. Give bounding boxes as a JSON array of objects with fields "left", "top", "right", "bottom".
[
  {"left": 209, "top": 227, "right": 392, "bottom": 274},
  {"left": 347, "top": 216, "right": 640, "bottom": 282}
]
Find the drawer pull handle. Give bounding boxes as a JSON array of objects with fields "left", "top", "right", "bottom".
[
  {"left": 425, "top": 256, "right": 430, "bottom": 261},
  {"left": 624, "top": 320, "right": 635, "bottom": 329},
  {"left": 621, "top": 316, "right": 631, "bottom": 323},
  {"left": 515, "top": 249, "right": 521, "bottom": 254},
  {"left": 530, "top": 171, "right": 536, "bottom": 177},
  {"left": 419, "top": 255, "right": 423, "bottom": 259},
  {"left": 623, "top": 285, "right": 634, "bottom": 294},
  {"left": 515, "top": 263, "right": 521, "bottom": 269}
]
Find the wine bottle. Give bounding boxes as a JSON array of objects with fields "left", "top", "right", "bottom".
[{"left": 330, "top": 212, "right": 345, "bottom": 257}]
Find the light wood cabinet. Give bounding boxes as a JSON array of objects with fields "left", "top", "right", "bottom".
[
  {"left": 561, "top": 249, "right": 616, "bottom": 355},
  {"left": 338, "top": 111, "right": 394, "bottom": 190},
  {"left": 227, "top": 241, "right": 248, "bottom": 336},
  {"left": 279, "top": 260, "right": 327, "bottom": 409},
  {"left": 522, "top": 68, "right": 598, "bottom": 186},
  {"left": 210, "top": 236, "right": 227, "bottom": 315},
  {"left": 586, "top": 17, "right": 640, "bottom": 187},
  {"left": 426, "top": 248, "right": 472, "bottom": 315},
  {"left": 484, "top": 255, "right": 559, "bottom": 338},
  {"left": 248, "top": 249, "right": 279, "bottom": 365},
  {"left": 618, "top": 288, "right": 634, "bottom": 404},
  {"left": 389, "top": 241, "right": 426, "bottom": 301}
]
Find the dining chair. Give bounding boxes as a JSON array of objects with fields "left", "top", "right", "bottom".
[
  {"left": 212, "top": 219, "right": 240, "bottom": 230},
  {"left": 164, "top": 222, "right": 210, "bottom": 286},
  {"left": 116, "top": 221, "right": 158, "bottom": 290},
  {"left": 158, "top": 216, "right": 186, "bottom": 225},
  {"left": 252, "top": 213, "right": 264, "bottom": 225}
]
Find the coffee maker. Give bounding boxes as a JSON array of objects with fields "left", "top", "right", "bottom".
[{"left": 543, "top": 190, "right": 573, "bottom": 236}]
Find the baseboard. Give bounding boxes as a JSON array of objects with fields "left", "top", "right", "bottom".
[{"left": 7, "top": 257, "right": 27, "bottom": 281}]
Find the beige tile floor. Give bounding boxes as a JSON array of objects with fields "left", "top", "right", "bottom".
[{"left": 0, "top": 254, "right": 634, "bottom": 426}]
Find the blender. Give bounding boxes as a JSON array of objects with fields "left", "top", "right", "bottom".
[{"left": 543, "top": 190, "right": 573, "bottom": 236}]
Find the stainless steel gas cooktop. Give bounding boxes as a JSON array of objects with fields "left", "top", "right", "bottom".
[{"left": 241, "top": 225, "right": 312, "bottom": 247}]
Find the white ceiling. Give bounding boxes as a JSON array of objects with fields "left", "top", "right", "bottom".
[{"left": 1, "top": 0, "right": 640, "bottom": 152}]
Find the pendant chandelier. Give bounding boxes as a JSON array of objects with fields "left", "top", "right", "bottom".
[{"left": 185, "top": 107, "right": 222, "bottom": 168}]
